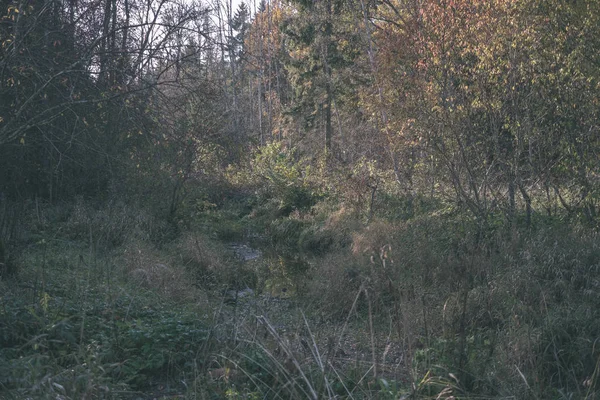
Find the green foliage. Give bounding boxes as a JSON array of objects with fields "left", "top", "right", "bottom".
[
  {"left": 0, "top": 237, "right": 15, "bottom": 277},
  {"left": 107, "top": 311, "right": 209, "bottom": 388},
  {"left": 64, "top": 197, "right": 164, "bottom": 247},
  {"left": 237, "top": 347, "right": 277, "bottom": 387},
  {"left": 268, "top": 217, "right": 308, "bottom": 248},
  {"left": 249, "top": 142, "right": 322, "bottom": 215},
  {"left": 202, "top": 206, "right": 246, "bottom": 241},
  {"left": 297, "top": 223, "right": 335, "bottom": 254},
  {"left": 0, "top": 201, "right": 221, "bottom": 398}
]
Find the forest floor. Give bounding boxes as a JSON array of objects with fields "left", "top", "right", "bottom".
[
  {"left": 1, "top": 192, "right": 599, "bottom": 399},
  {"left": 0, "top": 202, "right": 411, "bottom": 399}
]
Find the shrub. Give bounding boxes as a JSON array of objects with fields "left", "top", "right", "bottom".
[
  {"left": 304, "top": 251, "right": 365, "bottom": 317},
  {"left": 250, "top": 142, "right": 322, "bottom": 215}
]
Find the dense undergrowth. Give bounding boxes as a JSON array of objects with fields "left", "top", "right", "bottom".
[{"left": 1, "top": 148, "right": 599, "bottom": 399}]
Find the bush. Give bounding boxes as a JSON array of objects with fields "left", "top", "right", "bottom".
[
  {"left": 250, "top": 142, "right": 322, "bottom": 215},
  {"left": 304, "top": 251, "right": 365, "bottom": 317}
]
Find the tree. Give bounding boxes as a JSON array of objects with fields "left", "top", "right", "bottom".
[
  {"left": 281, "top": 0, "right": 363, "bottom": 160},
  {"left": 245, "top": 0, "right": 291, "bottom": 144},
  {"left": 0, "top": 0, "right": 209, "bottom": 200}
]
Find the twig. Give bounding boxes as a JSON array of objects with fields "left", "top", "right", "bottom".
[{"left": 258, "top": 315, "right": 318, "bottom": 400}]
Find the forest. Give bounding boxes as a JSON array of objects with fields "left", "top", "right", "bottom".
[{"left": 1, "top": 0, "right": 599, "bottom": 398}]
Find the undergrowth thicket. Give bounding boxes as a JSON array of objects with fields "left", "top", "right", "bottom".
[{"left": 1, "top": 147, "right": 599, "bottom": 399}]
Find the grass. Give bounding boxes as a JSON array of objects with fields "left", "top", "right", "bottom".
[
  {"left": 1, "top": 184, "right": 599, "bottom": 399},
  {"left": 0, "top": 237, "right": 214, "bottom": 398}
]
